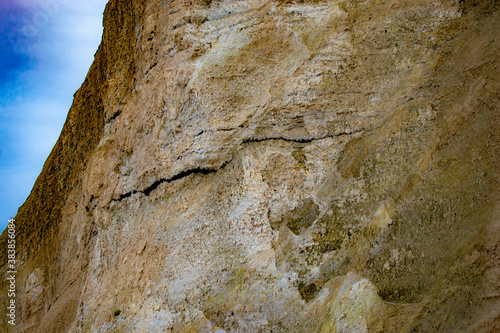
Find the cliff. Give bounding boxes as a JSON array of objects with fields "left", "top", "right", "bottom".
[{"left": 1, "top": 0, "right": 499, "bottom": 332}]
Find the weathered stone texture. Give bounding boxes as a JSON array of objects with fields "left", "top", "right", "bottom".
[{"left": 1, "top": 0, "right": 499, "bottom": 332}]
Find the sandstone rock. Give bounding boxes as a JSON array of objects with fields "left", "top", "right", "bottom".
[{"left": 1, "top": 0, "right": 499, "bottom": 332}]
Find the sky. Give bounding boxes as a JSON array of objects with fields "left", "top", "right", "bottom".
[{"left": 0, "top": 0, "right": 108, "bottom": 232}]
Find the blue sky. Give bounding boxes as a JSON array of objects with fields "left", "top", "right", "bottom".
[{"left": 0, "top": 0, "right": 108, "bottom": 232}]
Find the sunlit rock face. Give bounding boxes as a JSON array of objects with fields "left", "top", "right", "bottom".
[{"left": 1, "top": 0, "right": 499, "bottom": 332}]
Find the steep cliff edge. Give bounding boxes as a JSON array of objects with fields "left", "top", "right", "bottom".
[{"left": 1, "top": 0, "right": 499, "bottom": 332}]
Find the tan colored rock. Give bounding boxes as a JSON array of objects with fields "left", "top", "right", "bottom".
[{"left": 1, "top": 0, "right": 499, "bottom": 332}]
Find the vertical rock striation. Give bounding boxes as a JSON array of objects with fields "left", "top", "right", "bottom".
[{"left": 1, "top": 0, "right": 499, "bottom": 332}]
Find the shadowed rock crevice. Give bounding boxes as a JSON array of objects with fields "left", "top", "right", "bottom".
[
  {"left": 298, "top": 282, "right": 320, "bottom": 302},
  {"left": 242, "top": 128, "right": 367, "bottom": 145},
  {"left": 107, "top": 110, "right": 122, "bottom": 123},
  {"left": 113, "top": 159, "right": 232, "bottom": 202}
]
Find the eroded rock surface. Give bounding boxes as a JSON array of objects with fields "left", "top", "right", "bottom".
[{"left": 1, "top": 0, "right": 499, "bottom": 332}]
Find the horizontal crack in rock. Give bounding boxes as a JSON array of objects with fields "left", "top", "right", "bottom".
[
  {"left": 112, "top": 159, "right": 232, "bottom": 203},
  {"left": 194, "top": 127, "right": 239, "bottom": 137},
  {"left": 242, "top": 128, "right": 366, "bottom": 144},
  {"left": 142, "top": 167, "right": 217, "bottom": 196}
]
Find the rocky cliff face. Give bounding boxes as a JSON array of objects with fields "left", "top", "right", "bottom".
[{"left": 1, "top": 0, "right": 499, "bottom": 332}]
